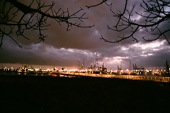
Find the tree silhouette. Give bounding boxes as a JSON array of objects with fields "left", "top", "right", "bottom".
[
  {"left": 1, "top": 0, "right": 169, "bottom": 47},
  {"left": 100, "top": 0, "right": 170, "bottom": 44},
  {"left": 86, "top": 0, "right": 111, "bottom": 9},
  {"left": 0, "top": 0, "right": 94, "bottom": 47}
]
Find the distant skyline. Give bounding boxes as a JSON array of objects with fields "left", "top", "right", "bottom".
[{"left": 1, "top": 0, "right": 170, "bottom": 70}]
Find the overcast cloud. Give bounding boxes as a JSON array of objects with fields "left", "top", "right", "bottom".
[{"left": 0, "top": 0, "right": 170, "bottom": 70}]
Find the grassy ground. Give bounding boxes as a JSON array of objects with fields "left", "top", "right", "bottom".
[{"left": 0, "top": 75, "right": 170, "bottom": 113}]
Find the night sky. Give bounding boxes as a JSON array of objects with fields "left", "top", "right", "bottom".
[{"left": 0, "top": 0, "right": 170, "bottom": 70}]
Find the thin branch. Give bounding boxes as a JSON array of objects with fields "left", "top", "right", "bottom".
[
  {"left": 0, "top": 0, "right": 94, "bottom": 47},
  {"left": 103, "top": 0, "right": 170, "bottom": 44},
  {"left": 86, "top": 0, "right": 111, "bottom": 9}
]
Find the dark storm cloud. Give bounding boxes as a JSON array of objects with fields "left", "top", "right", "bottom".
[
  {"left": 0, "top": 40, "right": 96, "bottom": 67},
  {"left": 1, "top": 0, "right": 170, "bottom": 69},
  {"left": 125, "top": 40, "right": 170, "bottom": 68}
]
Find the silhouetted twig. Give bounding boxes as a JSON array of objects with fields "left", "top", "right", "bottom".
[
  {"left": 101, "top": 0, "right": 170, "bottom": 44},
  {"left": 0, "top": 0, "right": 94, "bottom": 47},
  {"left": 86, "top": 0, "right": 112, "bottom": 9}
]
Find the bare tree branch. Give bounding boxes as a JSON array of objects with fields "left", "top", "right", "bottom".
[
  {"left": 86, "top": 0, "right": 112, "bottom": 9},
  {"left": 0, "top": 0, "right": 94, "bottom": 47},
  {"left": 101, "top": 0, "right": 170, "bottom": 44}
]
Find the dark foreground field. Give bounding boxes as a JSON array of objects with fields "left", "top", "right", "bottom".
[{"left": 0, "top": 75, "right": 170, "bottom": 113}]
